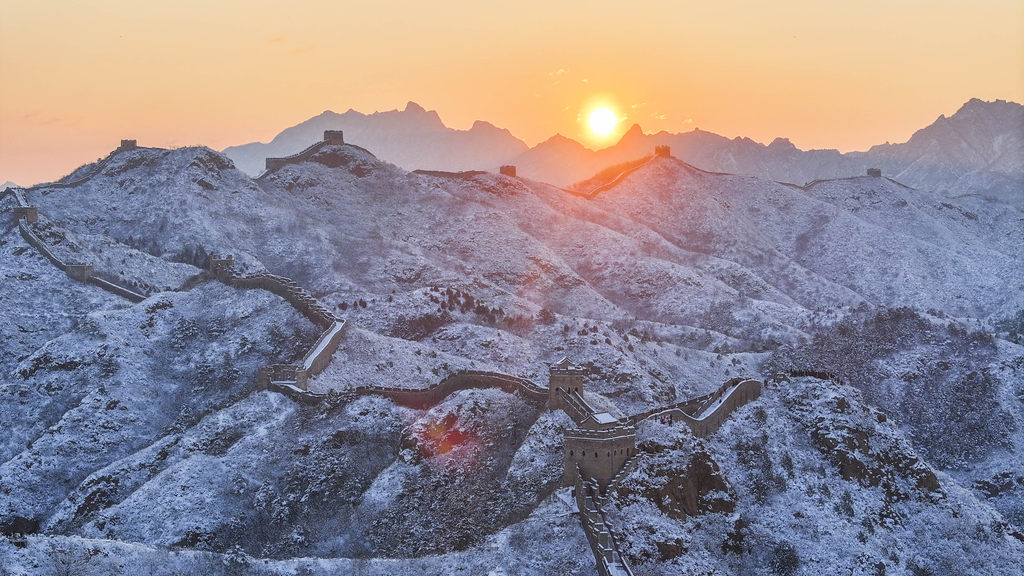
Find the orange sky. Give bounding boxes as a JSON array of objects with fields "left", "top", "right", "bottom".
[{"left": 2, "top": 0, "right": 1022, "bottom": 185}]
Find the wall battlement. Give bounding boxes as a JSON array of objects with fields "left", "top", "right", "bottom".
[{"left": 629, "top": 378, "right": 762, "bottom": 437}]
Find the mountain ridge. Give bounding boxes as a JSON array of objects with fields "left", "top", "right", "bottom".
[{"left": 221, "top": 99, "right": 1023, "bottom": 200}]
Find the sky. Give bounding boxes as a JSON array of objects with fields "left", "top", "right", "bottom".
[{"left": 1, "top": 0, "right": 1022, "bottom": 185}]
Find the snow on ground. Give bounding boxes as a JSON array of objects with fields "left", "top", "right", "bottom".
[{"left": 2, "top": 140, "right": 1021, "bottom": 573}]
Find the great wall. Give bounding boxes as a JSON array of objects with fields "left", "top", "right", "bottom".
[{"left": 1, "top": 134, "right": 768, "bottom": 576}]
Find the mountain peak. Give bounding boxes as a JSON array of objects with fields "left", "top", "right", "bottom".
[
  {"left": 618, "top": 123, "right": 645, "bottom": 142},
  {"left": 470, "top": 119, "right": 500, "bottom": 132},
  {"left": 768, "top": 137, "right": 797, "bottom": 150},
  {"left": 404, "top": 101, "right": 427, "bottom": 113}
]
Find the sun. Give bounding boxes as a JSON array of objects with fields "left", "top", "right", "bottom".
[{"left": 588, "top": 107, "right": 618, "bottom": 137}]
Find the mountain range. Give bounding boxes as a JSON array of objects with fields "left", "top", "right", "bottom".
[
  {"left": 223, "top": 99, "right": 1024, "bottom": 199},
  {"left": 2, "top": 124, "right": 1022, "bottom": 574},
  {"left": 223, "top": 102, "right": 528, "bottom": 176}
]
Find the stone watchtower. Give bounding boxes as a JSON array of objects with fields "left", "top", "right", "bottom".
[
  {"left": 499, "top": 165, "right": 517, "bottom": 177},
  {"left": 208, "top": 253, "right": 235, "bottom": 281},
  {"left": 324, "top": 130, "right": 345, "bottom": 145},
  {"left": 867, "top": 168, "right": 882, "bottom": 177},
  {"left": 655, "top": 145, "right": 671, "bottom": 157},
  {"left": 564, "top": 425, "right": 637, "bottom": 488},
  {"left": 119, "top": 139, "right": 138, "bottom": 151},
  {"left": 549, "top": 357, "right": 586, "bottom": 410},
  {"left": 13, "top": 206, "right": 38, "bottom": 224}
]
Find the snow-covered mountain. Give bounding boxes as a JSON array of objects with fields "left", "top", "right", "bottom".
[
  {"left": 853, "top": 98, "right": 1024, "bottom": 199},
  {"left": 1, "top": 134, "right": 1021, "bottom": 575},
  {"left": 223, "top": 101, "right": 528, "bottom": 175}
]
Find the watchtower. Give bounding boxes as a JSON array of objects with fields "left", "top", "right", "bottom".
[
  {"left": 208, "top": 253, "right": 235, "bottom": 281},
  {"left": 13, "top": 206, "right": 38, "bottom": 224},
  {"left": 499, "top": 165, "right": 517, "bottom": 177},
  {"left": 549, "top": 357, "right": 586, "bottom": 410},
  {"left": 119, "top": 139, "right": 138, "bottom": 151},
  {"left": 324, "top": 130, "right": 345, "bottom": 145},
  {"left": 867, "top": 168, "right": 882, "bottom": 177},
  {"left": 564, "top": 425, "right": 637, "bottom": 489},
  {"left": 655, "top": 145, "right": 671, "bottom": 157}
]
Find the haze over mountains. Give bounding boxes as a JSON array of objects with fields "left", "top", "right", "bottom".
[{"left": 224, "top": 98, "right": 1024, "bottom": 199}]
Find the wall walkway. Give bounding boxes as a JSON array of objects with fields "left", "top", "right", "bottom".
[
  {"left": 627, "top": 378, "right": 762, "bottom": 438},
  {"left": 9, "top": 195, "right": 147, "bottom": 302}
]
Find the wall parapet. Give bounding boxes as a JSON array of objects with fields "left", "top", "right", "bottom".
[
  {"left": 87, "top": 275, "right": 147, "bottom": 303},
  {"left": 257, "top": 364, "right": 309, "bottom": 391},
  {"left": 263, "top": 141, "right": 327, "bottom": 173},
  {"left": 575, "top": 472, "right": 635, "bottom": 576},
  {"left": 301, "top": 320, "right": 347, "bottom": 376},
  {"left": 18, "top": 220, "right": 66, "bottom": 271},
  {"left": 65, "top": 264, "right": 94, "bottom": 282},
  {"left": 352, "top": 369, "right": 546, "bottom": 408},
  {"left": 628, "top": 378, "right": 762, "bottom": 438}
]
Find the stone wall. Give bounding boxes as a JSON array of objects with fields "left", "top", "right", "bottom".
[
  {"left": 263, "top": 137, "right": 329, "bottom": 172},
  {"left": 562, "top": 154, "right": 660, "bottom": 199},
  {"left": 257, "top": 364, "right": 309, "bottom": 390},
  {"left": 351, "top": 369, "right": 546, "bottom": 409},
  {"left": 629, "top": 378, "right": 762, "bottom": 438},
  {"left": 224, "top": 271, "right": 337, "bottom": 329},
  {"left": 574, "top": 473, "right": 635, "bottom": 576},
  {"left": 557, "top": 388, "right": 595, "bottom": 424},
  {"left": 14, "top": 206, "right": 140, "bottom": 301},
  {"left": 209, "top": 261, "right": 345, "bottom": 392},
  {"left": 18, "top": 220, "right": 66, "bottom": 271},
  {"left": 301, "top": 321, "right": 347, "bottom": 377},
  {"left": 87, "top": 276, "right": 147, "bottom": 303},
  {"left": 65, "top": 264, "right": 94, "bottom": 282}
]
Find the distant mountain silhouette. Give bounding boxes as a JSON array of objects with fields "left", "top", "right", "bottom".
[
  {"left": 225, "top": 99, "right": 1022, "bottom": 199},
  {"left": 516, "top": 99, "right": 1023, "bottom": 197},
  {"left": 223, "top": 101, "right": 528, "bottom": 175}
]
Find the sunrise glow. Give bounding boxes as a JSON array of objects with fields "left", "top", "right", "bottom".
[{"left": 588, "top": 107, "right": 619, "bottom": 138}]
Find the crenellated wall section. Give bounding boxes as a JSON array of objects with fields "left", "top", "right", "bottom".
[
  {"left": 627, "top": 378, "right": 762, "bottom": 438},
  {"left": 575, "top": 471, "right": 636, "bottom": 576},
  {"left": 208, "top": 256, "right": 345, "bottom": 391}
]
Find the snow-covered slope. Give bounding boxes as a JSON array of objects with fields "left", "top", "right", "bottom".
[{"left": 2, "top": 133, "right": 1021, "bottom": 574}]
